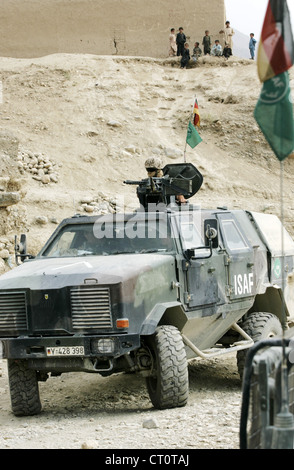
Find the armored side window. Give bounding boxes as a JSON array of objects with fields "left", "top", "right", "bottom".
[
  {"left": 180, "top": 222, "right": 203, "bottom": 250},
  {"left": 221, "top": 219, "right": 249, "bottom": 251},
  {"left": 175, "top": 213, "right": 208, "bottom": 252}
]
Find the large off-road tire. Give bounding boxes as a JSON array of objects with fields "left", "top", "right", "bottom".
[
  {"left": 237, "top": 312, "right": 283, "bottom": 380},
  {"left": 146, "top": 325, "right": 189, "bottom": 409},
  {"left": 7, "top": 359, "right": 42, "bottom": 416}
]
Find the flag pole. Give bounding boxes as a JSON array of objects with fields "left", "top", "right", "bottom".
[
  {"left": 183, "top": 141, "right": 188, "bottom": 163},
  {"left": 280, "top": 161, "right": 287, "bottom": 328}
]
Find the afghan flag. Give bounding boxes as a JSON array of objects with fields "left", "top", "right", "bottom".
[
  {"left": 254, "top": 71, "right": 294, "bottom": 161},
  {"left": 186, "top": 121, "right": 202, "bottom": 149},
  {"left": 193, "top": 98, "right": 200, "bottom": 127},
  {"left": 257, "top": 0, "right": 294, "bottom": 82},
  {"left": 255, "top": 0, "right": 294, "bottom": 161}
]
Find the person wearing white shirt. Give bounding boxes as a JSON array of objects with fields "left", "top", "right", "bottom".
[{"left": 211, "top": 40, "right": 223, "bottom": 56}]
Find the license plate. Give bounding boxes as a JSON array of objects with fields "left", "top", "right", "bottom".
[{"left": 46, "top": 346, "right": 85, "bottom": 356}]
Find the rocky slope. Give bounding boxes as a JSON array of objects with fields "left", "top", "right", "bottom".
[{"left": 0, "top": 53, "right": 293, "bottom": 272}]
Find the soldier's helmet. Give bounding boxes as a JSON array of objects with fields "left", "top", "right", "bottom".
[{"left": 144, "top": 157, "right": 163, "bottom": 170}]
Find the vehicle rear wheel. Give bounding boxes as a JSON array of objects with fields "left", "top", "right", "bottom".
[
  {"left": 145, "top": 325, "right": 189, "bottom": 409},
  {"left": 237, "top": 312, "right": 283, "bottom": 380},
  {"left": 7, "top": 359, "right": 42, "bottom": 416}
]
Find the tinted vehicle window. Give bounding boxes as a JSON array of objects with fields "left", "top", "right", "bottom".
[{"left": 42, "top": 220, "right": 175, "bottom": 257}]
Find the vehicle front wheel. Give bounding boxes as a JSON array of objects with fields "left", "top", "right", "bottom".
[
  {"left": 237, "top": 312, "right": 283, "bottom": 380},
  {"left": 7, "top": 359, "right": 42, "bottom": 416},
  {"left": 145, "top": 325, "right": 189, "bottom": 409}
]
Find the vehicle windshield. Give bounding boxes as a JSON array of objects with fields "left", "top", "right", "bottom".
[{"left": 41, "top": 219, "right": 175, "bottom": 258}]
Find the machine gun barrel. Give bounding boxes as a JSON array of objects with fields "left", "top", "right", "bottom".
[{"left": 124, "top": 180, "right": 146, "bottom": 185}]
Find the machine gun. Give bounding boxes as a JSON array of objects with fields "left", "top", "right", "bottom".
[{"left": 124, "top": 163, "right": 203, "bottom": 210}]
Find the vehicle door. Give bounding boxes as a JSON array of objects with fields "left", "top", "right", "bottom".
[
  {"left": 173, "top": 211, "right": 227, "bottom": 309},
  {"left": 216, "top": 213, "right": 255, "bottom": 300}
]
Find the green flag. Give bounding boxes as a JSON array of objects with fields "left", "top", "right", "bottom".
[
  {"left": 254, "top": 71, "right": 294, "bottom": 161},
  {"left": 186, "top": 121, "right": 202, "bottom": 149}
]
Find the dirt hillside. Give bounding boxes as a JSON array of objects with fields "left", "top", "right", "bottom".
[{"left": 0, "top": 53, "right": 293, "bottom": 260}]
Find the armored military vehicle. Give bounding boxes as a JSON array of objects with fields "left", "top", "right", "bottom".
[
  {"left": 240, "top": 332, "right": 294, "bottom": 449},
  {"left": 0, "top": 163, "right": 294, "bottom": 416}
]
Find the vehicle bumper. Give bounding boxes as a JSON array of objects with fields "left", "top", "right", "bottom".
[{"left": 0, "top": 334, "right": 140, "bottom": 361}]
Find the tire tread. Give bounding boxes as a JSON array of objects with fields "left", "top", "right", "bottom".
[
  {"left": 146, "top": 325, "right": 189, "bottom": 409},
  {"left": 8, "top": 360, "right": 42, "bottom": 416}
]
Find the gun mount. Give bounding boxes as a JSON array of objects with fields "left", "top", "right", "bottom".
[{"left": 124, "top": 163, "right": 203, "bottom": 210}]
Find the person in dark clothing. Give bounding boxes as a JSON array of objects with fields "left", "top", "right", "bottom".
[
  {"left": 202, "top": 30, "right": 211, "bottom": 55},
  {"left": 176, "top": 27, "right": 186, "bottom": 56},
  {"left": 222, "top": 43, "right": 232, "bottom": 59},
  {"left": 180, "top": 43, "right": 190, "bottom": 68}
]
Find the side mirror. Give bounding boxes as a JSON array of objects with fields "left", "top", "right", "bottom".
[
  {"left": 14, "top": 234, "right": 34, "bottom": 265},
  {"left": 18, "top": 233, "right": 27, "bottom": 255},
  {"left": 184, "top": 218, "right": 219, "bottom": 261},
  {"left": 204, "top": 219, "right": 219, "bottom": 249}
]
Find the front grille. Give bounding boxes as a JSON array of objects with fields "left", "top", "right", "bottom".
[
  {"left": 0, "top": 291, "right": 28, "bottom": 332},
  {"left": 70, "top": 286, "right": 113, "bottom": 330}
]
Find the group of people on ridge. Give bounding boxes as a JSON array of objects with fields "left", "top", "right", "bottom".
[{"left": 168, "top": 21, "right": 238, "bottom": 68}]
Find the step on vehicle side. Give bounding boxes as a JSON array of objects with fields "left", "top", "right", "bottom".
[{"left": 0, "top": 163, "right": 293, "bottom": 416}]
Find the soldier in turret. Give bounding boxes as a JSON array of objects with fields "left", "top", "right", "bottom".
[
  {"left": 144, "top": 157, "right": 164, "bottom": 178},
  {"left": 144, "top": 157, "right": 187, "bottom": 204}
]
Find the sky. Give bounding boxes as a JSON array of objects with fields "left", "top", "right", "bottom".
[{"left": 225, "top": 0, "right": 294, "bottom": 40}]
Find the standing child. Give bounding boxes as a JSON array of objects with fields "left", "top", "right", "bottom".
[
  {"left": 249, "top": 33, "right": 257, "bottom": 60},
  {"left": 219, "top": 21, "right": 235, "bottom": 54},
  {"left": 168, "top": 28, "right": 177, "bottom": 56},
  {"left": 180, "top": 43, "right": 190, "bottom": 68},
  {"left": 202, "top": 30, "right": 211, "bottom": 55},
  {"left": 176, "top": 27, "right": 186, "bottom": 56}
]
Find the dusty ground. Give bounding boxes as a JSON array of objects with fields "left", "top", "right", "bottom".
[
  {"left": 0, "top": 353, "right": 241, "bottom": 450},
  {"left": 0, "top": 53, "right": 293, "bottom": 450}
]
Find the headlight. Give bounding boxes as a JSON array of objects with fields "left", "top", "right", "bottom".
[{"left": 97, "top": 338, "right": 115, "bottom": 354}]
